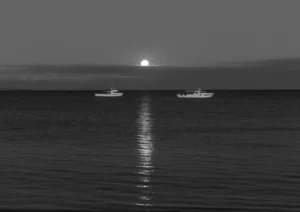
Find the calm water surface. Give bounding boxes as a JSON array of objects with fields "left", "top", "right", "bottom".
[{"left": 0, "top": 91, "right": 300, "bottom": 211}]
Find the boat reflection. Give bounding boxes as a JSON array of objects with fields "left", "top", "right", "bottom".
[{"left": 136, "top": 95, "right": 154, "bottom": 207}]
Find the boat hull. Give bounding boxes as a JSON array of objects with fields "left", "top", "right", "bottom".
[
  {"left": 177, "top": 93, "right": 214, "bottom": 98},
  {"left": 95, "top": 93, "right": 123, "bottom": 97}
]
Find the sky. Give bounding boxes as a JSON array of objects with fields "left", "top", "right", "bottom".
[
  {"left": 0, "top": 0, "right": 300, "bottom": 89},
  {"left": 1, "top": 0, "right": 300, "bottom": 66}
]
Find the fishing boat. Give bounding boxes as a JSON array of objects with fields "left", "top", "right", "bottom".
[
  {"left": 95, "top": 88, "right": 123, "bottom": 97},
  {"left": 177, "top": 88, "right": 213, "bottom": 98}
]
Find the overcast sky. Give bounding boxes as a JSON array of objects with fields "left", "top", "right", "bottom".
[{"left": 1, "top": 0, "right": 300, "bottom": 66}]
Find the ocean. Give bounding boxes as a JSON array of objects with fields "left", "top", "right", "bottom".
[{"left": 0, "top": 90, "right": 300, "bottom": 211}]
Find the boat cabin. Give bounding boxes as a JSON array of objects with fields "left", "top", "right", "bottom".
[{"left": 180, "top": 89, "right": 204, "bottom": 95}]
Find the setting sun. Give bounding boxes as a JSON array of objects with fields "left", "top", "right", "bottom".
[{"left": 140, "top": 60, "right": 149, "bottom": 66}]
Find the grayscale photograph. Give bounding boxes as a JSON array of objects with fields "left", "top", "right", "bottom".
[{"left": 0, "top": 0, "right": 299, "bottom": 211}]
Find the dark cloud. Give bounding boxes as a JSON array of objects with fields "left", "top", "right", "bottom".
[
  {"left": 0, "top": 65, "right": 141, "bottom": 82},
  {"left": 0, "top": 59, "right": 300, "bottom": 90}
]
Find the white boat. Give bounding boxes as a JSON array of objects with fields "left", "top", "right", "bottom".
[
  {"left": 177, "top": 88, "right": 214, "bottom": 98},
  {"left": 95, "top": 88, "right": 123, "bottom": 97}
]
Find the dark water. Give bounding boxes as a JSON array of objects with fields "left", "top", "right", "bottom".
[{"left": 0, "top": 90, "right": 300, "bottom": 211}]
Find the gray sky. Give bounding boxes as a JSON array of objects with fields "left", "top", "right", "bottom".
[{"left": 1, "top": 0, "right": 300, "bottom": 66}]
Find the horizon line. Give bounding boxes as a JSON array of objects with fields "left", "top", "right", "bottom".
[
  {"left": 0, "top": 64, "right": 220, "bottom": 68},
  {"left": 1, "top": 89, "right": 300, "bottom": 91},
  {"left": 1, "top": 56, "right": 300, "bottom": 68}
]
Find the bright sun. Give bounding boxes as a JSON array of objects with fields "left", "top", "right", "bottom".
[{"left": 140, "top": 60, "right": 149, "bottom": 66}]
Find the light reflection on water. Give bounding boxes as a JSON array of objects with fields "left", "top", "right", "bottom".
[{"left": 136, "top": 96, "right": 154, "bottom": 207}]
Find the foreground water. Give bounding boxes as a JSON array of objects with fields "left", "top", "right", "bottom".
[{"left": 0, "top": 91, "right": 300, "bottom": 211}]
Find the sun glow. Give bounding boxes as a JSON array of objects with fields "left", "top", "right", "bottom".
[{"left": 140, "top": 60, "right": 149, "bottom": 66}]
